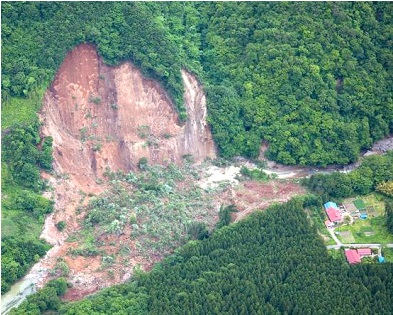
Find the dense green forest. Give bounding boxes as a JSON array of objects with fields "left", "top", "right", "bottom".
[
  {"left": 2, "top": 0, "right": 393, "bottom": 305},
  {"left": 11, "top": 197, "right": 393, "bottom": 315},
  {"left": 304, "top": 151, "right": 393, "bottom": 199},
  {"left": 200, "top": 2, "right": 393, "bottom": 164},
  {"left": 1, "top": 120, "right": 54, "bottom": 293},
  {"left": 2, "top": 2, "right": 393, "bottom": 165}
]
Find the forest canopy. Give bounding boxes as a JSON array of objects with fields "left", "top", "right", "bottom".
[
  {"left": 2, "top": 0, "right": 393, "bottom": 297},
  {"left": 2, "top": 2, "right": 392, "bottom": 166},
  {"left": 12, "top": 197, "right": 393, "bottom": 315}
]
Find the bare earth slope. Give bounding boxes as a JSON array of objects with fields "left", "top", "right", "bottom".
[
  {"left": 41, "top": 44, "right": 216, "bottom": 187},
  {"left": 36, "top": 44, "right": 216, "bottom": 298}
]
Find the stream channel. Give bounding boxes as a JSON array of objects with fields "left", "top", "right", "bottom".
[{"left": 2, "top": 136, "right": 392, "bottom": 314}]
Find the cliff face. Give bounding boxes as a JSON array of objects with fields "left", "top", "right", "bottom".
[
  {"left": 36, "top": 44, "right": 216, "bottom": 298},
  {"left": 40, "top": 44, "right": 216, "bottom": 189}
]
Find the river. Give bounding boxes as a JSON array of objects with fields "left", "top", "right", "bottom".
[
  {"left": 2, "top": 135, "right": 392, "bottom": 314},
  {"left": 1, "top": 274, "right": 38, "bottom": 314},
  {"left": 1, "top": 247, "right": 56, "bottom": 314}
]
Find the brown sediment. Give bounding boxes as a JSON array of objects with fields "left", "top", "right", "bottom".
[{"left": 36, "top": 43, "right": 216, "bottom": 299}]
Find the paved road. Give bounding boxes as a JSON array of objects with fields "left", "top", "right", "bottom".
[
  {"left": 326, "top": 227, "right": 393, "bottom": 250},
  {"left": 327, "top": 228, "right": 342, "bottom": 247},
  {"left": 326, "top": 244, "right": 393, "bottom": 250}
]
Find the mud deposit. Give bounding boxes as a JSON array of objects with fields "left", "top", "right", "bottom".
[{"left": 34, "top": 44, "right": 216, "bottom": 300}]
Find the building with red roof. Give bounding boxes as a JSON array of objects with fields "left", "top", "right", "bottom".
[
  {"left": 357, "top": 248, "right": 372, "bottom": 257},
  {"left": 345, "top": 249, "right": 361, "bottom": 264},
  {"left": 324, "top": 220, "right": 334, "bottom": 228},
  {"left": 325, "top": 207, "right": 342, "bottom": 223}
]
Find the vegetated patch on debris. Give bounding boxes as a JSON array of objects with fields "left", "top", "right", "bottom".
[{"left": 67, "top": 162, "right": 226, "bottom": 272}]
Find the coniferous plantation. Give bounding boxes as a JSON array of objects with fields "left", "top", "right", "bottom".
[
  {"left": 2, "top": 2, "right": 393, "bottom": 314},
  {"left": 11, "top": 198, "right": 393, "bottom": 315}
]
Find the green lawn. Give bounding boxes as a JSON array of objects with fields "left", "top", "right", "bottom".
[
  {"left": 336, "top": 216, "right": 393, "bottom": 244},
  {"left": 353, "top": 198, "right": 366, "bottom": 210}
]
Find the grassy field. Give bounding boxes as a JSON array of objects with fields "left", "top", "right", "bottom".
[
  {"left": 335, "top": 216, "right": 393, "bottom": 244},
  {"left": 1, "top": 91, "right": 45, "bottom": 129},
  {"left": 337, "top": 230, "right": 355, "bottom": 243}
]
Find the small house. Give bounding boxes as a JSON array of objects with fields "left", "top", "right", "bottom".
[
  {"left": 324, "top": 201, "right": 342, "bottom": 223},
  {"left": 345, "top": 249, "right": 361, "bottom": 264},
  {"left": 325, "top": 207, "right": 342, "bottom": 223},
  {"left": 325, "top": 220, "right": 334, "bottom": 228},
  {"left": 357, "top": 248, "right": 372, "bottom": 257}
]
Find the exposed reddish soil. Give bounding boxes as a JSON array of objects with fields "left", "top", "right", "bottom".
[
  {"left": 41, "top": 44, "right": 216, "bottom": 185},
  {"left": 36, "top": 43, "right": 216, "bottom": 300},
  {"left": 229, "top": 180, "right": 306, "bottom": 222},
  {"left": 34, "top": 43, "right": 305, "bottom": 301}
]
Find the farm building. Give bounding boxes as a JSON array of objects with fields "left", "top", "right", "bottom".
[
  {"left": 324, "top": 201, "right": 342, "bottom": 223},
  {"left": 345, "top": 249, "right": 361, "bottom": 264},
  {"left": 325, "top": 220, "right": 334, "bottom": 228},
  {"left": 357, "top": 248, "right": 372, "bottom": 257},
  {"left": 324, "top": 201, "right": 338, "bottom": 209},
  {"left": 325, "top": 208, "right": 342, "bottom": 223}
]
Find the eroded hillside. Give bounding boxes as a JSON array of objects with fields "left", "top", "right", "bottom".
[
  {"left": 41, "top": 44, "right": 215, "bottom": 187},
  {"left": 36, "top": 44, "right": 217, "bottom": 298},
  {"left": 34, "top": 44, "right": 305, "bottom": 301}
]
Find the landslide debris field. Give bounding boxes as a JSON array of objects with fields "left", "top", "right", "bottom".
[{"left": 34, "top": 44, "right": 305, "bottom": 300}]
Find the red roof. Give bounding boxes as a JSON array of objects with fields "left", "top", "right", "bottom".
[
  {"left": 345, "top": 250, "right": 361, "bottom": 264},
  {"left": 357, "top": 248, "right": 372, "bottom": 256},
  {"left": 326, "top": 207, "right": 342, "bottom": 222}
]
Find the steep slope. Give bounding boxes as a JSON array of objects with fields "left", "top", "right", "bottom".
[
  {"left": 40, "top": 44, "right": 215, "bottom": 188},
  {"left": 35, "top": 43, "right": 216, "bottom": 298}
]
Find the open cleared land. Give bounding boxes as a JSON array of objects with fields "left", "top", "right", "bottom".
[
  {"left": 334, "top": 193, "right": 391, "bottom": 244},
  {"left": 336, "top": 217, "right": 393, "bottom": 244},
  {"left": 1, "top": 89, "right": 46, "bottom": 130}
]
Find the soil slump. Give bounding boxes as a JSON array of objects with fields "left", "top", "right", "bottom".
[
  {"left": 41, "top": 44, "right": 216, "bottom": 186},
  {"left": 37, "top": 43, "right": 216, "bottom": 299}
]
